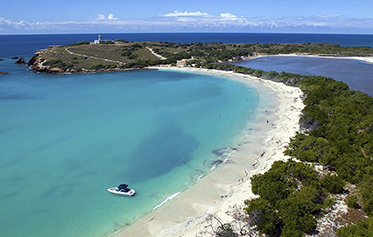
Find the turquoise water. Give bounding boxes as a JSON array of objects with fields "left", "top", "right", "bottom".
[{"left": 0, "top": 66, "right": 259, "bottom": 236}]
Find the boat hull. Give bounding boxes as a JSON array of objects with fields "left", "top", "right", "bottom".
[{"left": 107, "top": 187, "right": 135, "bottom": 196}]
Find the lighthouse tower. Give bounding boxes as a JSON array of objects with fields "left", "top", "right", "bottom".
[{"left": 93, "top": 34, "right": 102, "bottom": 44}]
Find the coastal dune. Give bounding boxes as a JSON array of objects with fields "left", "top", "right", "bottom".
[{"left": 115, "top": 67, "right": 305, "bottom": 237}]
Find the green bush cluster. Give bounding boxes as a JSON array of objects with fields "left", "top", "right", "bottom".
[
  {"left": 320, "top": 174, "right": 345, "bottom": 194},
  {"left": 121, "top": 44, "right": 143, "bottom": 58},
  {"left": 347, "top": 195, "right": 360, "bottom": 209},
  {"left": 284, "top": 76, "right": 373, "bottom": 219},
  {"left": 66, "top": 41, "right": 90, "bottom": 46},
  {"left": 336, "top": 217, "right": 373, "bottom": 236},
  {"left": 245, "top": 160, "right": 324, "bottom": 237},
  {"left": 216, "top": 223, "right": 238, "bottom": 237},
  {"left": 42, "top": 59, "right": 73, "bottom": 71},
  {"left": 89, "top": 63, "right": 117, "bottom": 70},
  {"left": 237, "top": 42, "right": 373, "bottom": 56}
]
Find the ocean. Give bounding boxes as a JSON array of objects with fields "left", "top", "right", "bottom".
[{"left": 0, "top": 33, "right": 372, "bottom": 237}]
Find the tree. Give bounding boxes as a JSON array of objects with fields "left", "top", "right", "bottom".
[
  {"left": 246, "top": 160, "right": 323, "bottom": 236},
  {"left": 215, "top": 223, "right": 238, "bottom": 237},
  {"left": 320, "top": 174, "right": 345, "bottom": 194},
  {"left": 245, "top": 198, "right": 281, "bottom": 236},
  {"left": 336, "top": 217, "right": 373, "bottom": 237}
]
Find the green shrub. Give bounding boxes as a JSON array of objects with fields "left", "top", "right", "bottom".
[
  {"left": 121, "top": 51, "right": 132, "bottom": 57},
  {"left": 320, "top": 174, "right": 345, "bottom": 194},
  {"left": 215, "top": 223, "right": 238, "bottom": 237},
  {"left": 336, "top": 217, "right": 373, "bottom": 237},
  {"left": 246, "top": 160, "right": 323, "bottom": 236},
  {"left": 347, "top": 195, "right": 360, "bottom": 209},
  {"left": 67, "top": 41, "right": 90, "bottom": 46}
]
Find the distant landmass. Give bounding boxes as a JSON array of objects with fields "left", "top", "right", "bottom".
[{"left": 27, "top": 37, "right": 373, "bottom": 74}]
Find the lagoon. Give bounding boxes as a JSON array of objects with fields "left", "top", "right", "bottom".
[{"left": 233, "top": 55, "right": 373, "bottom": 97}]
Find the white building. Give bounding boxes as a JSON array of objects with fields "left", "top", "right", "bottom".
[{"left": 93, "top": 34, "right": 102, "bottom": 44}]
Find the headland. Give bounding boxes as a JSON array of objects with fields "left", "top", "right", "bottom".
[{"left": 27, "top": 40, "right": 373, "bottom": 74}]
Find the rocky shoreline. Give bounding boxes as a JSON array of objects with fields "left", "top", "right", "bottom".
[{"left": 27, "top": 52, "right": 142, "bottom": 74}]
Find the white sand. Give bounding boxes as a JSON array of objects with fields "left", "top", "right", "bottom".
[
  {"left": 114, "top": 67, "right": 305, "bottom": 237},
  {"left": 257, "top": 53, "right": 373, "bottom": 64}
]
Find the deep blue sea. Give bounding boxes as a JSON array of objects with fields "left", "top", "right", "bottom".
[{"left": 0, "top": 33, "right": 372, "bottom": 237}]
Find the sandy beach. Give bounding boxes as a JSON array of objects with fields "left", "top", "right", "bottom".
[
  {"left": 114, "top": 67, "right": 305, "bottom": 237},
  {"left": 257, "top": 53, "right": 373, "bottom": 64}
]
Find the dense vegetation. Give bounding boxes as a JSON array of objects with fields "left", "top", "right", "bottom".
[
  {"left": 237, "top": 42, "right": 373, "bottom": 57},
  {"left": 284, "top": 74, "right": 373, "bottom": 237},
  {"left": 245, "top": 160, "right": 327, "bottom": 236},
  {"left": 336, "top": 217, "right": 373, "bottom": 236}
]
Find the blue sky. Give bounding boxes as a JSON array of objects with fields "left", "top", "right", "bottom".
[{"left": 1, "top": 0, "right": 373, "bottom": 34}]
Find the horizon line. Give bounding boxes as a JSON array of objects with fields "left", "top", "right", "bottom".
[{"left": 1, "top": 32, "right": 373, "bottom": 36}]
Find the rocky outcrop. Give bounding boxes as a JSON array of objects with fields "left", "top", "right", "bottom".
[
  {"left": 0, "top": 71, "right": 9, "bottom": 75},
  {"left": 27, "top": 53, "right": 40, "bottom": 67},
  {"left": 28, "top": 53, "right": 51, "bottom": 73},
  {"left": 15, "top": 57, "right": 26, "bottom": 64}
]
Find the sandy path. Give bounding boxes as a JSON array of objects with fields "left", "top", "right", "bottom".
[
  {"left": 65, "top": 47, "right": 124, "bottom": 64},
  {"left": 146, "top": 47, "right": 167, "bottom": 60}
]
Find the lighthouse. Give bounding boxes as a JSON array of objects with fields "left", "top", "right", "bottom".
[{"left": 93, "top": 34, "right": 102, "bottom": 44}]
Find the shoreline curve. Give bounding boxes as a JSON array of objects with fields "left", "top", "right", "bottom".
[{"left": 112, "top": 67, "right": 305, "bottom": 237}]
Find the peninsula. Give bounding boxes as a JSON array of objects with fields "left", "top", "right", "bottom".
[{"left": 28, "top": 40, "right": 373, "bottom": 74}]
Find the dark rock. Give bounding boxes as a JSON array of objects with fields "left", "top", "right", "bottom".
[
  {"left": 15, "top": 57, "right": 26, "bottom": 64},
  {"left": 0, "top": 71, "right": 9, "bottom": 75},
  {"left": 11, "top": 57, "right": 19, "bottom": 60},
  {"left": 0, "top": 59, "right": 3, "bottom": 61},
  {"left": 27, "top": 53, "right": 39, "bottom": 67}
]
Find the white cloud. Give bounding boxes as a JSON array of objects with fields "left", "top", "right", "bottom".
[
  {"left": 316, "top": 14, "right": 341, "bottom": 19},
  {"left": 1, "top": 12, "right": 373, "bottom": 34},
  {"left": 0, "top": 17, "right": 12, "bottom": 25},
  {"left": 175, "top": 17, "right": 198, "bottom": 22},
  {"left": 163, "top": 10, "right": 210, "bottom": 17},
  {"left": 161, "top": 10, "right": 250, "bottom": 26},
  {"left": 108, "top": 14, "right": 118, "bottom": 20},
  {"left": 97, "top": 14, "right": 106, "bottom": 20},
  {"left": 96, "top": 14, "right": 118, "bottom": 20},
  {"left": 220, "top": 13, "right": 238, "bottom": 21}
]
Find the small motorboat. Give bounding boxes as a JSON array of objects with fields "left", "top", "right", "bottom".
[{"left": 107, "top": 184, "right": 135, "bottom": 196}]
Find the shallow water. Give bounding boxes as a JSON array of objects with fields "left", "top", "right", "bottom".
[{"left": 0, "top": 65, "right": 259, "bottom": 236}]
